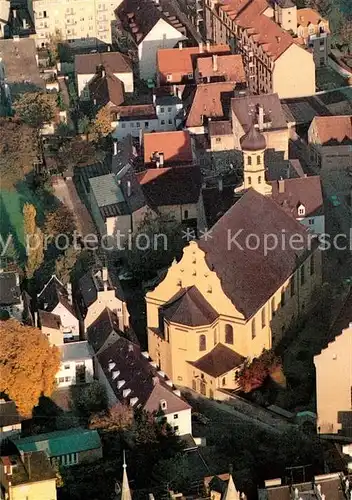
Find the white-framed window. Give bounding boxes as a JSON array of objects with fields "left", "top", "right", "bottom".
[
  {"left": 160, "top": 107, "right": 165, "bottom": 113},
  {"left": 308, "top": 218, "right": 314, "bottom": 225},
  {"left": 298, "top": 204, "right": 305, "bottom": 216},
  {"left": 166, "top": 74, "right": 172, "bottom": 82},
  {"left": 188, "top": 73, "right": 193, "bottom": 79}
]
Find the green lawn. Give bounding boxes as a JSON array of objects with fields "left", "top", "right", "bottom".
[{"left": 0, "top": 180, "right": 46, "bottom": 261}]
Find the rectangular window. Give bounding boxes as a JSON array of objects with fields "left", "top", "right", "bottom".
[
  {"left": 216, "top": 137, "right": 221, "bottom": 143},
  {"left": 161, "top": 120, "right": 165, "bottom": 125},
  {"left": 65, "top": 376, "right": 71, "bottom": 382},
  {"left": 166, "top": 74, "right": 172, "bottom": 81},
  {"left": 251, "top": 319, "right": 256, "bottom": 339},
  {"left": 59, "top": 377, "right": 65, "bottom": 383},
  {"left": 173, "top": 414, "right": 178, "bottom": 419},
  {"left": 281, "top": 289, "right": 285, "bottom": 307},
  {"left": 145, "top": 121, "right": 149, "bottom": 127},
  {"left": 188, "top": 73, "right": 193, "bottom": 79},
  {"left": 130, "top": 123, "right": 134, "bottom": 128},
  {"left": 136, "top": 122, "right": 140, "bottom": 128},
  {"left": 167, "top": 107, "right": 172, "bottom": 112},
  {"left": 160, "top": 107, "right": 165, "bottom": 113},
  {"left": 308, "top": 218, "right": 314, "bottom": 225},
  {"left": 261, "top": 308, "right": 266, "bottom": 328},
  {"left": 174, "top": 425, "right": 179, "bottom": 432},
  {"left": 121, "top": 123, "right": 126, "bottom": 128},
  {"left": 64, "top": 364, "right": 70, "bottom": 370}
]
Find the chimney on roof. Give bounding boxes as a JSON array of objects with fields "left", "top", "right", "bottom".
[
  {"left": 159, "top": 152, "right": 164, "bottom": 167},
  {"left": 15, "top": 273, "right": 20, "bottom": 287},
  {"left": 206, "top": 40, "right": 211, "bottom": 52},
  {"left": 102, "top": 267, "right": 108, "bottom": 291},
  {"left": 23, "top": 18, "right": 27, "bottom": 29},
  {"left": 13, "top": 9, "right": 16, "bottom": 18},
  {"left": 276, "top": 36, "right": 281, "bottom": 43},
  {"left": 113, "top": 140, "right": 118, "bottom": 156},
  {"left": 178, "top": 41, "right": 183, "bottom": 50},
  {"left": 107, "top": 45, "right": 111, "bottom": 52},
  {"left": 212, "top": 54, "right": 218, "bottom": 72},
  {"left": 127, "top": 180, "right": 132, "bottom": 197},
  {"left": 257, "top": 104, "right": 264, "bottom": 131},
  {"left": 199, "top": 41, "right": 204, "bottom": 53},
  {"left": 278, "top": 177, "right": 285, "bottom": 194},
  {"left": 218, "top": 177, "right": 223, "bottom": 192},
  {"left": 101, "top": 66, "right": 106, "bottom": 78}
]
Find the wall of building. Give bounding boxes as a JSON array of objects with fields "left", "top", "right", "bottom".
[
  {"left": 112, "top": 118, "right": 161, "bottom": 140},
  {"left": 314, "top": 327, "right": 352, "bottom": 435},
  {"left": 51, "top": 303, "right": 79, "bottom": 337},
  {"left": 147, "top": 241, "right": 322, "bottom": 385},
  {"left": 105, "top": 213, "right": 132, "bottom": 239},
  {"left": 272, "top": 43, "right": 315, "bottom": 98},
  {"left": 84, "top": 289, "right": 129, "bottom": 330},
  {"left": 165, "top": 407, "right": 192, "bottom": 436},
  {"left": 299, "top": 214, "right": 325, "bottom": 235},
  {"left": 33, "top": 0, "right": 115, "bottom": 47},
  {"left": 157, "top": 203, "right": 199, "bottom": 225},
  {"left": 10, "top": 478, "right": 57, "bottom": 500},
  {"left": 41, "top": 324, "right": 64, "bottom": 346},
  {"left": 210, "top": 133, "right": 235, "bottom": 152},
  {"left": 138, "top": 18, "right": 187, "bottom": 81},
  {"left": 188, "top": 363, "right": 241, "bottom": 399},
  {"left": 275, "top": 5, "right": 297, "bottom": 34},
  {"left": 56, "top": 351, "right": 94, "bottom": 388}
]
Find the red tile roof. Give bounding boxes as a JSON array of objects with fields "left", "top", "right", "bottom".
[
  {"left": 186, "top": 82, "right": 236, "bottom": 127},
  {"left": 196, "top": 54, "right": 246, "bottom": 83},
  {"left": 137, "top": 165, "right": 202, "bottom": 207},
  {"left": 297, "top": 8, "right": 328, "bottom": 28},
  {"left": 198, "top": 189, "right": 314, "bottom": 319},
  {"left": 162, "top": 286, "right": 219, "bottom": 326},
  {"left": 157, "top": 44, "right": 231, "bottom": 78},
  {"left": 143, "top": 130, "right": 193, "bottom": 165},
  {"left": 312, "top": 115, "right": 352, "bottom": 145},
  {"left": 188, "top": 343, "right": 245, "bottom": 377},
  {"left": 270, "top": 176, "right": 323, "bottom": 219}
]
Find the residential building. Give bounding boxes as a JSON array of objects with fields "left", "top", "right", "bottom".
[
  {"left": 117, "top": 0, "right": 190, "bottom": 81},
  {"left": 143, "top": 130, "right": 194, "bottom": 166},
  {"left": 154, "top": 92, "right": 185, "bottom": 129},
  {"left": 185, "top": 82, "right": 237, "bottom": 134},
  {"left": 6, "top": 4, "right": 36, "bottom": 39},
  {"left": 13, "top": 428, "right": 102, "bottom": 467},
  {"left": 0, "top": 271, "right": 23, "bottom": 321},
  {"left": 111, "top": 101, "right": 184, "bottom": 140},
  {"left": 0, "top": 451, "right": 57, "bottom": 500},
  {"left": 156, "top": 42, "right": 231, "bottom": 85},
  {"left": 32, "top": 0, "right": 117, "bottom": 47},
  {"left": 38, "top": 310, "right": 65, "bottom": 346},
  {"left": 270, "top": 176, "right": 325, "bottom": 234},
  {"left": 55, "top": 341, "right": 94, "bottom": 388},
  {"left": 195, "top": 53, "right": 246, "bottom": 85},
  {"left": 88, "top": 69, "right": 125, "bottom": 109},
  {"left": 202, "top": 0, "right": 316, "bottom": 98},
  {"left": 296, "top": 8, "right": 330, "bottom": 67},
  {"left": 0, "top": 38, "right": 44, "bottom": 111},
  {"left": 308, "top": 115, "right": 352, "bottom": 171},
  {"left": 146, "top": 152, "right": 322, "bottom": 393},
  {"left": 75, "top": 52, "right": 134, "bottom": 98},
  {"left": 204, "top": 471, "right": 242, "bottom": 500},
  {"left": 232, "top": 93, "right": 289, "bottom": 160},
  {"left": 0, "top": 400, "right": 22, "bottom": 442},
  {"left": 95, "top": 337, "right": 192, "bottom": 436},
  {"left": 136, "top": 165, "right": 203, "bottom": 233},
  {"left": 258, "top": 473, "right": 352, "bottom": 500},
  {"left": 37, "top": 276, "right": 80, "bottom": 340},
  {"left": 0, "top": 0, "right": 10, "bottom": 38},
  {"left": 77, "top": 266, "right": 129, "bottom": 331},
  {"left": 314, "top": 290, "right": 352, "bottom": 436},
  {"left": 208, "top": 120, "right": 234, "bottom": 151}
]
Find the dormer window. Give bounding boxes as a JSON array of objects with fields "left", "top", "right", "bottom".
[
  {"left": 160, "top": 399, "right": 167, "bottom": 410},
  {"left": 298, "top": 204, "right": 306, "bottom": 217},
  {"left": 166, "top": 74, "right": 172, "bottom": 82}
]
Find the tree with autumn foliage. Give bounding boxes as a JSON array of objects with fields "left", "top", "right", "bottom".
[
  {"left": 0, "top": 319, "right": 60, "bottom": 416},
  {"left": 89, "top": 403, "right": 134, "bottom": 432},
  {"left": 23, "top": 203, "right": 44, "bottom": 279},
  {"left": 237, "top": 349, "right": 283, "bottom": 393},
  {"left": 44, "top": 204, "right": 76, "bottom": 238},
  {"left": 90, "top": 107, "right": 112, "bottom": 139}
]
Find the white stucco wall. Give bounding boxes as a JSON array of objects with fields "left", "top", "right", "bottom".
[
  {"left": 56, "top": 350, "right": 94, "bottom": 388},
  {"left": 51, "top": 303, "right": 79, "bottom": 337},
  {"left": 138, "top": 18, "right": 187, "bottom": 81},
  {"left": 298, "top": 214, "right": 325, "bottom": 235},
  {"left": 165, "top": 407, "right": 192, "bottom": 436}
]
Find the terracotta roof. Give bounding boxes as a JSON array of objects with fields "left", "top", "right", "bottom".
[
  {"left": 38, "top": 310, "right": 62, "bottom": 330},
  {"left": 198, "top": 189, "right": 314, "bottom": 319},
  {"left": 232, "top": 93, "right": 287, "bottom": 132},
  {"left": 143, "top": 130, "right": 193, "bottom": 165},
  {"left": 37, "top": 276, "right": 76, "bottom": 318},
  {"left": 96, "top": 337, "right": 190, "bottom": 413},
  {"left": 157, "top": 44, "right": 231, "bottom": 78},
  {"left": 114, "top": 104, "right": 157, "bottom": 120},
  {"left": 208, "top": 120, "right": 232, "bottom": 136},
  {"left": 75, "top": 52, "right": 132, "bottom": 75},
  {"left": 270, "top": 176, "right": 323, "bottom": 219},
  {"left": 186, "top": 82, "right": 236, "bottom": 127},
  {"left": 311, "top": 115, "right": 352, "bottom": 145},
  {"left": 196, "top": 54, "right": 246, "bottom": 83},
  {"left": 88, "top": 71, "right": 125, "bottom": 107},
  {"left": 188, "top": 343, "right": 245, "bottom": 377},
  {"left": 162, "top": 286, "right": 219, "bottom": 326},
  {"left": 137, "top": 165, "right": 202, "bottom": 207},
  {"left": 297, "top": 8, "right": 327, "bottom": 28}
]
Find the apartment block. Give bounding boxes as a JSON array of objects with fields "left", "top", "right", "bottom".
[
  {"left": 200, "top": 0, "right": 315, "bottom": 98},
  {"left": 32, "top": 0, "right": 117, "bottom": 47}
]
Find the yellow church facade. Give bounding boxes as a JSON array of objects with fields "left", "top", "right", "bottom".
[{"left": 146, "top": 126, "right": 323, "bottom": 398}]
